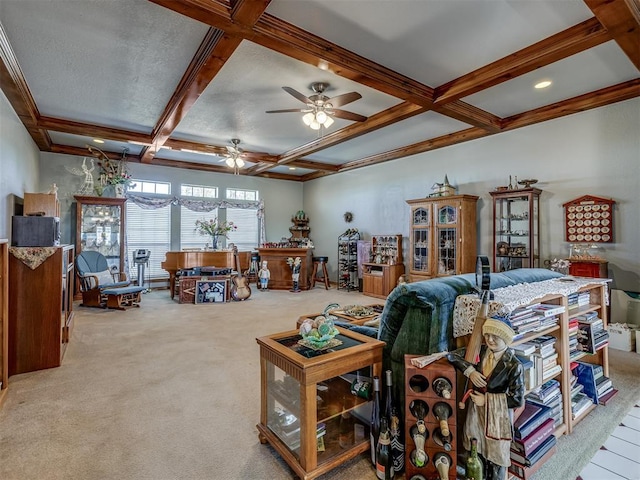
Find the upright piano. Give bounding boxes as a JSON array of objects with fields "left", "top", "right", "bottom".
[{"left": 161, "top": 250, "right": 250, "bottom": 299}]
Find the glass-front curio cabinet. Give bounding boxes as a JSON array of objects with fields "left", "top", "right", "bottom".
[
  {"left": 489, "top": 188, "right": 541, "bottom": 272},
  {"left": 74, "top": 196, "right": 127, "bottom": 274},
  {"left": 256, "top": 328, "right": 384, "bottom": 480},
  {"left": 406, "top": 195, "right": 478, "bottom": 282}
]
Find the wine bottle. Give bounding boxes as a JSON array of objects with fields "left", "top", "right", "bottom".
[
  {"left": 432, "top": 426, "right": 453, "bottom": 452},
  {"left": 384, "top": 370, "right": 404, "bottom": 474},
  {"left": 433, "top": 452, "right": 452, "bottom": 480},
  {"left": 350, "top": 371, "right": 371, "bottom": 400},
  {"left": 375, "top": 417, "right": 395, "bottom": 479},
  {"left": 432, "top": 401, "right": 452, "bottom": 437},
  {"left": 466, "top": 437, "right": 483, "bottom": 480},
  {"left": 370, "top": 376, "right": 381, "bottom": 466},
  {"left": 410, "top": 421, "right": 428, "bottom": 468},
  {"left": 432, "top": 376, "right": 453, "bottom": 399}
]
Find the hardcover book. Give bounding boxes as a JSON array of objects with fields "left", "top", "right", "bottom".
[
  {"left": 511, "top": 417, "right": 555, "bottom": 457},
  {"left": 513, "top": 403, "right": 553, "bottom": 440},
  {"left": 508, "top": 443, "right": 557, "bottom": 480},
  {"left": 510, "top": 434, "right": 557, "bottom": 466}
]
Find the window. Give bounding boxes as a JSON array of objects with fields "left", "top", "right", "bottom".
[
  {"left": 227, "top": 208, "right": 259, "bottom": 251},
  {"left": 181, "top": 184, "right": 218, "bottom": 198},
  {"left": 126, "top": 202, "right": 171, "bottom": 279},
  {"left": 226, "top": 188, "right": 258, "bottom": 201},
  {"left": 181, "top": 207, "right": 219, "bottom": 250},
  {"left": 128, "top": 179, "right": 170, "bottom": 195}
]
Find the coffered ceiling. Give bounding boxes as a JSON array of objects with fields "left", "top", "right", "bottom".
[{"left": 1, "top": 0, "right": 638, "bottom": 181}]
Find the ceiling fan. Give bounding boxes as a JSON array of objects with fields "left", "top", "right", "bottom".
[
  {"left": 266, "top": 82, "right": 367, "bottom": 130},
  {"left": 219, "top": 139, "right": 245, "bottom": 174}
]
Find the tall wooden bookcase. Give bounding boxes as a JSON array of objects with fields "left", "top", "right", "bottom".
[
  {"left": 0, "top": 239, "right": 8, "bottom": 408},
  {"left": 406, "top": 195, "right": 478, "bottom": 282}
]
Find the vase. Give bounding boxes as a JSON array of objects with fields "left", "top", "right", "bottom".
[
  {"left": 210, "top": 235, "right": 219, "bottom": 250},
  {"left": 114, "top": 184, "right": 125, "bottom": 198}
]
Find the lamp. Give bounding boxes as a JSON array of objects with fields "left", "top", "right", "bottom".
[
  {"left": 302, "top": 107, "right": 335, "bottom": 130},
  {"left": 224, "top": 139, "right": 245, "bottom": 174}
]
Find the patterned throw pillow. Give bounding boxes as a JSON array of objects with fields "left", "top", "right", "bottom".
[{"left": 94, "top": 270, "right": 115, "bottom": 286}]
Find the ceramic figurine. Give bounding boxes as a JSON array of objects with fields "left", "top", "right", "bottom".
[
  {"left": 258, "top": 261, "right": 270, "bottom": 291},
  {"left": 447, "top": 317, "right": 524, "bottom": 480}
]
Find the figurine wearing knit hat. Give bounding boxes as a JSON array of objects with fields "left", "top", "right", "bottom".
[{"left": 448, "top": 316, "right": 525, "bottom": 480}]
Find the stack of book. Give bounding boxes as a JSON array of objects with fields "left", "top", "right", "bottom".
[
  {"left": 510, "top": 402, "right": 557, "bottom": 479},
  {"left": 567, "top": 291, "right": 590, "bottom": 311},
  {"left": 573, "top": 361, "right": 617, "bottom": 406},
  {"left": 530, "top": 335, "right": 562, "bottom": 383},
  {"left": 531, "top": 303, "right": 566, "bottom": 330},
  {"left": 576, "top": 313, "right": 609, "bottom": 354},
  {"left": 569, "top": 366, "right": 593, "bottom": 419},
  {"left": 526, "top": 379, "right": 563, "bottom": 428},
  {"left": 510, "top": 305, "right": 544, "bottom": 340},
  {"left": 568, "top": 317, "right": 581, "bottom": 360}
]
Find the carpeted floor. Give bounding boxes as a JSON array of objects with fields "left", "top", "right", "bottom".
[{"left": 1, "top": 288, "right": 638, "bottom": 480}]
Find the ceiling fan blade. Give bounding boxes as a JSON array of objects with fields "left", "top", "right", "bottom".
[
  {"left": 282, "top": 86, "right": 311, "bottom": 104},
  {"left": 327, "top": 92, "right": 362, "bottom": 108},
  {"left": 265, "top": 108, "right": 308, "bottom": 114},
  {"left": 331, "top": 109, "right": 368, "bottom": 122}
]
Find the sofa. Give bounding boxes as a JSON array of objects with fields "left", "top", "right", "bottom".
[{"left": 340, "top": 268, "right": 564, "bottom": 418}]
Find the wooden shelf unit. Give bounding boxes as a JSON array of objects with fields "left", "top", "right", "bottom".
[
  {"left": 512, "top": 283, "right": 609, "bottom": 436},
  {"left": 24, "top": 192, "right": 60, "bottom": 217},
  {"left": 0, "top": 240, "right": 8, "bottom": 408},
  {"left": 362, "top": 263, "right": 405, "bottom": 299}
]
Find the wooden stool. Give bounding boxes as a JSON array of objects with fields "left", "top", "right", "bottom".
[{"left": 311, "top": 256, "right": 330, "bottom": 289}]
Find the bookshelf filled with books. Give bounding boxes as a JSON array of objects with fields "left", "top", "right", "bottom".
[{"left": 509, "top": 282, "right": 610, "bottom": 440}]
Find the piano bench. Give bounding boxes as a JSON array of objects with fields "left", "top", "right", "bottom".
[{"left": 102, "top": 285, "right": 145, "bottom": 310}]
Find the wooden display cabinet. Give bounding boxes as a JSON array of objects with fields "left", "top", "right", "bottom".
[
  {"left": 256, "top": 327, "right": 384, "bottom": 480},
  {"left": 490, "top": 188, "right": 541, "bottom": 272},
  {"left": 404, "top": 356, "right": 457, "bottom": 480},
  {"left": 0, "top": 240, "right": 8, "bottom": 407},
  {"left": 75, "top": 195, "right": 127, "bottom": 274},
  {"left": 363, "top": 234, "right": 404, "bottom": 298},
  {"left": 406, "top": 195, "right": 478, "bottom": 282},
  {"left": 8, "top": 245, "right": 75, "bottom": 375}
]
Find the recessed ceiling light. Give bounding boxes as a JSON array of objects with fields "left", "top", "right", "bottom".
[
  {"left": 535, "top": 80, "right": 552, "bottom": 89},
  {"left": 289, "top": 167, "right": 296, "bottom": 170},
  {"left": 93, "top": 139, "right": 104, "bottom": 143}
]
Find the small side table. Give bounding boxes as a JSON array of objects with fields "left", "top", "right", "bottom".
[
  {"left": 256, "top": 327, "right": 384, "bottom": 480},
  {"left": 569, "top": 259, "right": 608, "bottom": 278}
]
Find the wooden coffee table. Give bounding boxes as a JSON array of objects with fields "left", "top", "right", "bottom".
[
  {"left": 296, "top": 304, "right": 384, "bottom": 328},
  {"left": 256, "top": 327, "right": 384, "bottom": 480}
]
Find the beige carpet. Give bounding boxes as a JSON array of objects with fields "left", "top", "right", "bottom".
[{"left": 1, "top": 288, "right": 638, "bottom": 480}]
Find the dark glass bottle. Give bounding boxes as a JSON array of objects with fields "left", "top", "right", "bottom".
[
  {"left": 432, "top": 401, "right": 452, "bottom": 437},
  {"left": 466, "top": 437, "right": 483, "bottom": 480},
  {"left": 433, "top": 452, "right": 452, "bottom": 480},
  {"left": 370, "top": 376, "right": 381, "bottom": 466},
  {"left": 432, "top": 426, "right": 453, "bottom": 452},
  {"left": 432, "top": 377, "right": 453, "bottom": 399},
  {"left": 375, "top": 418, "right": 395, "bottom": 479},
  {"left": 384, "top": 369, "right": 404, "bottom": 474}
]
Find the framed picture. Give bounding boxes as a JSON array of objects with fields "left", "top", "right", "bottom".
[{"left": 195, "top": 279, "right": 228, "bottom": 304}]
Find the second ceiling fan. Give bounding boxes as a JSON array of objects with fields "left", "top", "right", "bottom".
[{"left": 266, "top": 82, "right": 367, "bottom": 130}]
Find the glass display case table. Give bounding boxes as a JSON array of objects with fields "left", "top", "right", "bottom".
[{"left": 256, "top": 327, "right": 384, "bottom": 480}]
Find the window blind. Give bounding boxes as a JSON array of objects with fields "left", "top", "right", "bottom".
[{"left": 126, "top": 202, "right": 171, "bottom": 279}]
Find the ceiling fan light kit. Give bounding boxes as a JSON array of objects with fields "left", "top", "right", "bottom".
[
  {"left": 267, "top": 81, "right": 364, "bottom": 131},
  {"left": 220, "top": 138, "right": 245, "bottom": 174}
]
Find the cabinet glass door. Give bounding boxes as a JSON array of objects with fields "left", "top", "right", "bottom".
[
  {"left": 411, "top": 207, "right": 431, "bottom": 275},
  {"left": 79, "top": 202, "right": 123, "bottom": 271},
  {"left": 436, "top": 204, "right": 458, "bottom": 276}
]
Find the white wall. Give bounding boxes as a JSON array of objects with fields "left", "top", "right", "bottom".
[
  {"left": 304, "top": 98, "right": 640, "bottom": 292},
  {"left": 0, "top": 90, "right": 40, "bottom": 238}
]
